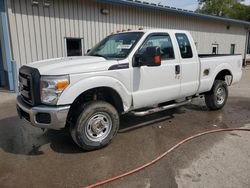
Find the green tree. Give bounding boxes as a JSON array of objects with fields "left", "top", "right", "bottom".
[
  {"left": 196, "top": 0, "right": 250, "bottom": 21},
  {"left": 227, "top": 3, "right": 250, "bottom": 21}
]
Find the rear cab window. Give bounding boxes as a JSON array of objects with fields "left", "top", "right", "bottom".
[{"left": 175, "top": 33, "right": 193, "bottom": 59}]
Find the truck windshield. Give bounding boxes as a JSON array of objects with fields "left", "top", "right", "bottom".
[{"left": 87, "top": 32, "right": 144, "bottom": 59}]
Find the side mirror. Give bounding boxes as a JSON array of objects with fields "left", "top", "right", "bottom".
[
  {"left": 144, "top": 46, "right": 161, "bottom": 67},
  {"left": 87, "top": 49, "right": 91, "bottom": 53},
  {"left": 133, "top": 46, "right": 161, "bottom": 67}
]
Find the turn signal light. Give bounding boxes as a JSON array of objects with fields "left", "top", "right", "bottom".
[
  {"left": 56, "top": 81, "right": 69, "bottom": 91},
  {"left": 154, "top": 55, "right": 161, "bottom": 64}
]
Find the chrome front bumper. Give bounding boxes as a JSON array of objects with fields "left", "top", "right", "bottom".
[{"left": 16, "top": 95, "right": 70, "bottom": 130}]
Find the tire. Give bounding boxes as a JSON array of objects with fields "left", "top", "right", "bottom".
[
  {"left": 205, "top": 80, "right": 228, "bottom": 111},
  {"left": 70, "top": 101, "right": 120, "bottom": 151}
]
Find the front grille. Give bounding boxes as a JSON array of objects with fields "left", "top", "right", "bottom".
[
  {"left": 19, "top": 72, "right": 33, "bottom": 104},
  {"left": 19, "top": 66, "right": 41, "bottom": 106}
]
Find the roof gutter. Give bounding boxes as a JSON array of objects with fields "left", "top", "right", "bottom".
[{"left": 99, "top": 0, "right": 250, "bottom": 27}]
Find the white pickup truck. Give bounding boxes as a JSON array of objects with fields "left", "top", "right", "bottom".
[{"left": 16, "top": 29, "right": 243, "bottom": 150}]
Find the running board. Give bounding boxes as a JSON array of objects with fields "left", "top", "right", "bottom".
[{"left": 130, "top": 99, "right": 192, "bottom": 117}]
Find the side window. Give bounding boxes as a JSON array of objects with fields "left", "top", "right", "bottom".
[
  {"left": 175, "top": 33, "right": 193, "bottom": 59},
  {"left": 138, "top": 35, "right": 175, "bottom": 60}
]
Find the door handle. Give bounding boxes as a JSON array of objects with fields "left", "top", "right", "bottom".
[{"left": 175, "top": 65, "right": 180, "bottom": 75}]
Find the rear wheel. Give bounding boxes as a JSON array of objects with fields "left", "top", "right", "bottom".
[
  {"left": 70, "top": 101, "right": 119, "bottom": 151},
  {"left": 205, "top": 80, "right": 228, "bottom": 111}
]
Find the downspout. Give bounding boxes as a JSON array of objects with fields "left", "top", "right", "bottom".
[
  {"left": 0, "top": 0, "right": 14, "bottom": 91},
  {"left": 244, "top": 26, "right": 250, "bottom": 67},
  {"left": 0, "top": 42, "right": 4, "bottom": 86}
]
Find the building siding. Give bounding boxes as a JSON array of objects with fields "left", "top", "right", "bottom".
[{"left": 6, "top": 0, "right": 248, "bottom": 70}]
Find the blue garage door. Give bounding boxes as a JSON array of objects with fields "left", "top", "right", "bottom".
[
  {"left": 0, "top": 0, "right": 15, "bottom": 90},
  {"left": 248, "top": 31, "right": 250, "bottom": 54},
  {"left": 0, "top": 42, "right": 5, "bottom": 87}
]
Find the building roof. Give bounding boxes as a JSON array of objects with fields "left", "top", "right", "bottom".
[{"left": 101, "top": 0, "right": 250, "bottom": 27}]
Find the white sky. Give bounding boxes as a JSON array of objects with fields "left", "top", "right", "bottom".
[{"left": 146, "top": 0, "right": 250, "bottom": 11}]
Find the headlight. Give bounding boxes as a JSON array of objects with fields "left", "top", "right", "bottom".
[{"left": 40, "top": 75, "right": 70, "bottom": 105}]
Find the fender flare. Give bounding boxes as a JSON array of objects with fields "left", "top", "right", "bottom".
[
  {"left": 209, "top": 63, "right": 233, "bottom": 90},
  {"left": 57, "top": 76, "right": 132, "bottom": 112}
]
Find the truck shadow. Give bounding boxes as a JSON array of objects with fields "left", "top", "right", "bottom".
[
  {"left": 119, "top": 107, "right": 184, "bottom": 133},
  {"left": 0, "top": 108, "right": 184, "bottom": 155},
  {"left": 0, "top": 115, "right": 83, "bottom": 155}
]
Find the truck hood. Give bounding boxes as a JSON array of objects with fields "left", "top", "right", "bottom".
[{"left": 25, "top": 56, "right": 118, "bottom": 75}]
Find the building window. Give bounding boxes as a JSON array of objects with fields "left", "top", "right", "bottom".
[
  {"left": 212, "top": 44, "right": 219, "bottom": 54},
  {"left": 65, "top": 38, "right": 83, "bottom": 57},
  {"left": 175, "top": 33, "right": 193, "bottom": 59},
  {"left": 230, "top": 44, "right": 235, "bottom": 54}
]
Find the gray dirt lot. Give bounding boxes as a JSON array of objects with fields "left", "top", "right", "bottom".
[{"left": 0, "top": 68, "right": 250, "bottom": 188}]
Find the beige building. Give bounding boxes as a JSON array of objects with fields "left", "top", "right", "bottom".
[{"left": 0, "top": 0, "right": 250, "bottom": 91}]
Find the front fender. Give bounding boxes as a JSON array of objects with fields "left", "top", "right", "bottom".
[{"left": 57, "top": 76, "right": 132, "bottom": 112}]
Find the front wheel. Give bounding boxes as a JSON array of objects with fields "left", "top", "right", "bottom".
[
  {"left": 70, "top": 101, "right": 120, "bottom": 151},
  {"left": 205, "top": 80, "right": 228, "bottom": 111}
]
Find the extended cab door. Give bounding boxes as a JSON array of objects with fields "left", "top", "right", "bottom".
[
  {"left": 175, "top": 33, "right": 200, "bottom": 98},
  {"left": 132, "top": 33, "right": 181, "bottom": 109}
]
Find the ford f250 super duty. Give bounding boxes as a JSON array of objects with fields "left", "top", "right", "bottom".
[{"left": 16, "top": 29, "right": 243, "bottom": 150}]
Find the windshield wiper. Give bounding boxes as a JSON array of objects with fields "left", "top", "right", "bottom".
[{"left": 91, "top": 54, "right": 107, "bottom": 59}]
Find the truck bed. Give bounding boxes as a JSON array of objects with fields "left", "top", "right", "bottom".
[{"left": 197, "top": 54, "right": 243, "bottom": 94}]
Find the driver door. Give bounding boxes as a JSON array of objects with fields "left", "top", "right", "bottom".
[{"left": 132, "top": 33, "right": 181, "bottom": 109}]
